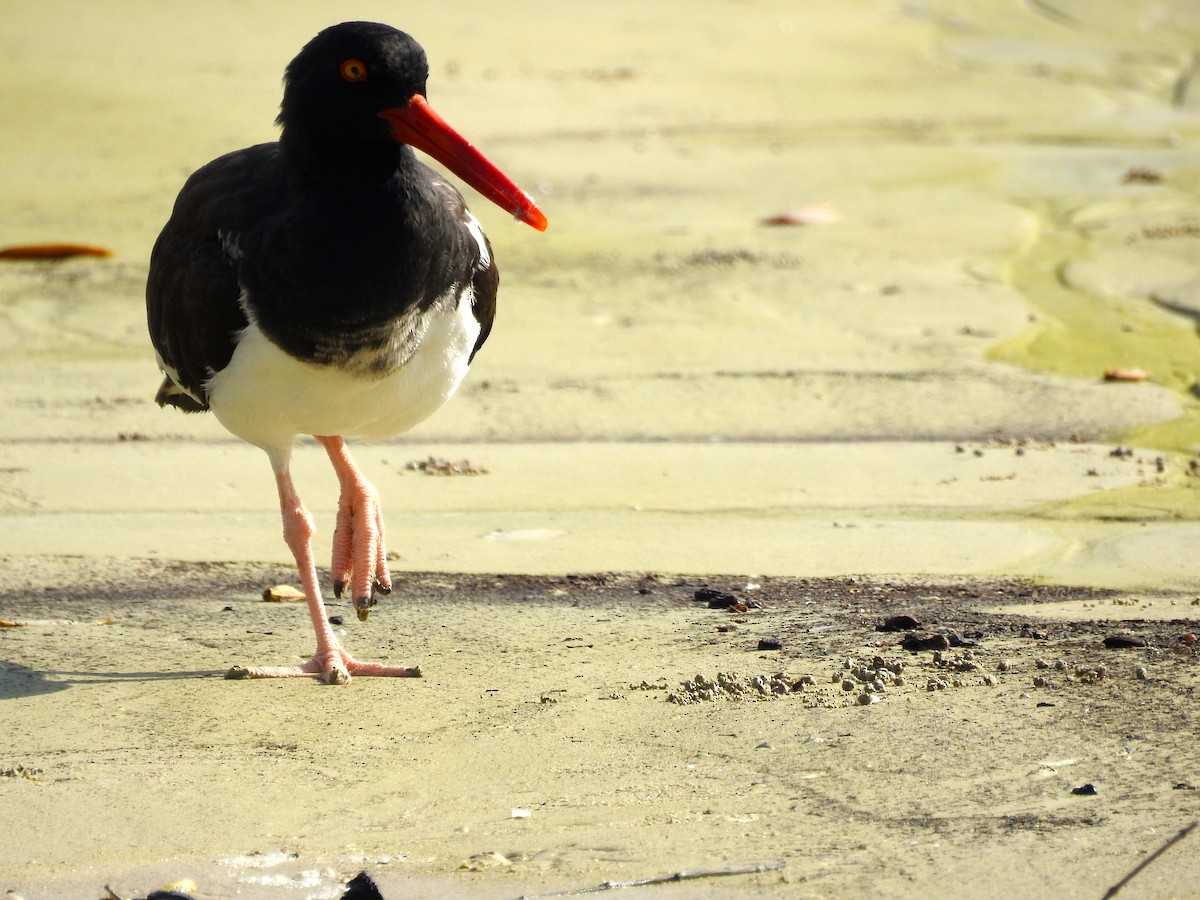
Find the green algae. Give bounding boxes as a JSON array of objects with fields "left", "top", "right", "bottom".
[
  {"left": 990, "top": 199, "right": 1200, "bottom": 521},
  {"left": 989, "top": 201, "right": 1200, "bottom": 455}
]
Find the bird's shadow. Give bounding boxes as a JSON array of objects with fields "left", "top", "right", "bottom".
[{"left": 0, "top": 661, "right": 224, "bottom": 700}]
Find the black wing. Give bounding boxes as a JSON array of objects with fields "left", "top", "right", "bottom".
[
  {"left": 426, "top": 166, "right": 498, "bottom": 363},
  {"left": 146, "top": 143, "right": 284, "bottom": 411}
]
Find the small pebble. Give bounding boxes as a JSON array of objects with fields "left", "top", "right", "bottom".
[
  {"left": 1134, "top": 666, "right": 1148, "bottom": 680},
  {"left": 902, "top": 633, "right": 951, "bottom": 652},
  {"left": 841, "top": 678, "right": 857, "bottom": 691},
  {"left": 1103, "top": 368, "right": 1149, "bottom": 382},
  {"left": 143, "top": 890, "right": 198, "bottom": 900},
  {"left": 262, "top": 584, "right": 305, "bottom": 602},
  {"left": 1071, "top": 783, "right": 1098, "bottom": 796},
  {"left": 856, "top": 692, "right": 879, "bottom": 706},
  {"left": 341, "top": 872, "right": 384, "bottom": 900},
  {"left": 757, "top": 636, "right": 783, "bottom": 651},
  {"left": 876, "top": 614, "right": 922, "bottom": 632},
  {"left": 695, "top": 588, "right": 738, "bottom": 608},
  {"left": 1104, "top": 634, "right": 1147, "bottom": 649}
]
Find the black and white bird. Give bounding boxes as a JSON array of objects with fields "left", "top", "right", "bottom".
[{"left": 146, "top": 22, "right": 546, "bottom": 684}]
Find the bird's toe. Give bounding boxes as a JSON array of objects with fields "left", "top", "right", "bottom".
[{"left": 354, "top": 593, "right": 377, "bottom": 621}]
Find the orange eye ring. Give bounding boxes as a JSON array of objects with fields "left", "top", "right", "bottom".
[{"left": 340, "top": 58, "right": 368, "bottom": 82}]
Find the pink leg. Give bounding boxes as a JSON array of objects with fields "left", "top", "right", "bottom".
[
  {"left": 227, "top": 459, "right": 420, "bottom": 684},
  {"left": 317, "top": 435, "right": 392, "bottom": 621}
]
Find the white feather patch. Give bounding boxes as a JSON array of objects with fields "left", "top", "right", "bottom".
[{"left": 206, "top": 291, "right": 481, "bottom": 463}]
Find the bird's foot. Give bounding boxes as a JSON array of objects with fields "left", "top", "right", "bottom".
[
  {"left": 328, "top": 474, "right": 392, "bottom": 622},
  {"left": 227, "top": 648, "right": 421, "bottom": 685}
]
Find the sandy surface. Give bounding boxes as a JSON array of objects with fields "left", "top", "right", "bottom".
[
  {"left": 2, "top": 0, "right": 1200, "bottom": 897},
  {"left": 2, "top": 560, "right": 1198, "bottom": 899}
]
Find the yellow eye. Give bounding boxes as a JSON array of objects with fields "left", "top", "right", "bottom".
[{"left": 340, "top": 58, "right": 368, "bottom": 82}]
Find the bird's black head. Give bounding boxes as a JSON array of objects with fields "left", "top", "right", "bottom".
[
  {"left": 278, "top": 21, "right": 429, "bottom": 148},
  {"left": 275, "top": 21, "right": 547, "bottom": 231}
]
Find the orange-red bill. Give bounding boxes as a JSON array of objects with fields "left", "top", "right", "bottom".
[{"left": 379, "top": 95, "right": 547, "bottom": 232}]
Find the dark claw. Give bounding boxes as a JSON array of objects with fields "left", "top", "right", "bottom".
[
  {"left": 354, "top": 594, "right": 377, "bottom": 622},
  {"left": 374, "top": 579, "right": 392, "bottom": 596},
  {"left": 333, "top": 579, "right": 345, "bottom": 599}
]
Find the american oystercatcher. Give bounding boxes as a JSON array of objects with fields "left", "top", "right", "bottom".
[{"left": 146, "top": 22, "right": 546, "bottom": 684}]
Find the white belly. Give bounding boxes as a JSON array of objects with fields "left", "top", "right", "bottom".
[{"left": 207, "top": 295, "right": 480, "bottom": 463}]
